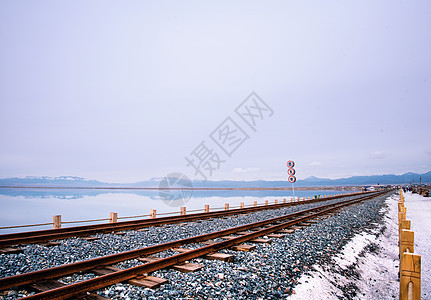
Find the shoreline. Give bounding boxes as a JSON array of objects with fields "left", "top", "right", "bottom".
[{"left": 0, "top": 186, "right": 361, "bottom": 191}]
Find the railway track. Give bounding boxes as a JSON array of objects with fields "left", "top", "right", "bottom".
[
  {"left": 0, "top": 191, "right": 369, "bottom": 248},
  {"left": 0, "top": 191, "right": 388, "bottom": 300}
]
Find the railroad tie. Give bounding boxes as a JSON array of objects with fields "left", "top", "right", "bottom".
[
  {"left": 220, "top": 235, "right": 238, "bottom": 240},
  {"left": 172, "top": 263, "right": 204, "bottom": 273},
  {"left": 137, "top": 256, "right": 162, "bottom": 263},
  {"left": 236, "top": 231, "right": 254, "bottom": 235},
  {"left": 249, "top": 238, "right": 272, "bottom": 243},
  {"left": 290, "top": 226, "right": 303, "bottom": 231},
  {"left": 38, "top": 241, "right": 61, "bottom": 247},
  {"left": 231, "top": 244, "right": 256, "bottom": 252},
  {"left": 251, "top": 227, "right": 268, "bottom": 231},
  {"left": 128, "top": 276, "right": 168, "bottom": 289},
  {"left": 82, "top": 236, "right": 100, "bottom": 242},
  {"left": 91, "top": 266, "right": 168, "bottom": 289},
  {"left": 30, "top": 280, "right": 110, "bottom": 299},
  {"left": 113, "top": 231, "right": 126, "bottom": 236},
  {"left": 266, "top": 233, "right": 285, "bottom": 238},
  {"left": 30, "top": 279, "right": 66, "bottom": 292},
  {"left": 201, "top": 240, "right": 217, "bottom": 245},
  {"left": 173, "top": 248, "right": 234, "bottom": 262},
  {"left": 299, "top": 222, "right": 312, "bottom": 227},
  {"left": 204, "top": 253, "right": 235, "bottom": 263},
  {"left": 173, "top": 248, "right": 192, "bottom": 253},
  {"left": 0, "top": 247, "right": 23, "bottom": 255},
  {"left": 90, "top": 266, "right": 121, "bottom": 276},
  {"left": 277, "top": 229, "right": 295, "bottom": 234}
]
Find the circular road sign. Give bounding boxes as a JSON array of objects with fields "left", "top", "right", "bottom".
[
  {"left": 287, "top": 160, "right": 295, "bottom": 168},
  {"left": 287, "top": 168, "right": 296, "bottom": 176},
  {"left": 288, "top": 175, "right": 296, "bottom": 183}
]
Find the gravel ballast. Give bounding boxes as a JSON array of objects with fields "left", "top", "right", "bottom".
[{"left": 0, "top": 192, "right": 393, "bottom": 299}]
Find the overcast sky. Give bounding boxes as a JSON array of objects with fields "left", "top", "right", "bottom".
[{"left": 1, "top": 1, "right": 430, "bottom": 183}]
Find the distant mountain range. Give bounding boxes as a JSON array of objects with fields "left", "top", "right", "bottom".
[{"left": 0, "top": 171, "right": 430, "bottom": 188}]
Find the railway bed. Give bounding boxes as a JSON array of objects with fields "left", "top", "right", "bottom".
[{"left": 0, "top": 191, "right": 392, "bottom": 299}]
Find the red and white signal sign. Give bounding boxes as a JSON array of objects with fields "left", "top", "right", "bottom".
[
  {"left": 287, "top": 160, "right": 296, "bottom": 183},
  {"left": 287, "top": 161, "right": 295, "bottom": 168}
]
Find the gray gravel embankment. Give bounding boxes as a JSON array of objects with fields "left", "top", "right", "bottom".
[{"left": 0, "top": 193, "right": 391, "bottom": 299}]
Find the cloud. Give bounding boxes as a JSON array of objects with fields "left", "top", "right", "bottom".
[
  {"left": 232, "top": 167, "right": 260, "bottom": 174},
  {"left": 370, "top": 151, "right": 389, "bottom": 159},
  {"left": 308, "top": 161, "right": 322, "bottom": 167}
]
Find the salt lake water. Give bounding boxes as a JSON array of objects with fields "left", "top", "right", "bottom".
[{"left": 0, "top": 188, "right": 347, "bottom": 233}]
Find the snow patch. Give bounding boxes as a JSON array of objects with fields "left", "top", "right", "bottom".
[
  {"left": 332, "top": 232, "right": 376, "bottom": 269},
  {"left": 290, "top": 193, "right": 400, "bottom": 299},
  {"left": 403, "top": 191, "right": 431, "bottom": 299}
]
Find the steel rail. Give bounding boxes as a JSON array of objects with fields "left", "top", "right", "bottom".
[
  {"left": 21, "top": 191, "right": 388, "bottom": 300},
  {"left": 0, "top": 192, "right": 386, "bottom": 294},
  {"left": 0, "top": 192, "right": 369, "bottom": 247}
]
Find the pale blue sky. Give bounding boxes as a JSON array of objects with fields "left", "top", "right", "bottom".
[{"left": 1, "top": 1, "right": 430, "bottom": 183}]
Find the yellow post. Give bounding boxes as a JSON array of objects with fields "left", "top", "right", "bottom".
[
  {"left": 291, "top": 198, "right": 294, "bottom": 202},
  {"left": 225, "top": 203, "right": 229, "bottom": 211},
  {"left": 150, "top": 209, "right": 156, "bottom": 219},
  {"left": 253, "top": 201, "right": 257, "bottom": 207},
  {"left": 399, "top": 212, "right": 406, "bottom": 223},
  {"left": 399, "top": 219, "right": 411, "bottom": 240},
  {"left": 180, "top": 207, "right": 186, "bottom": 215},
  {"left": 283, "top": 198, "right": 286, "bottom": 204},
  {"left": 204, "top": 205, "right": 210, "bottom": 213},
  {"left": 400, "top": 253, "right": 421, "bottom": 300},
  {"left": 109, "top": 212, "right": 117, "bottom": 223},
  {"left": 53, "top": 215, "right": 61, "bottom": 229},
  {"left": 265, "top": 200, "right": 268, "bottom": 206},
  {"left": 275, "top": 199, "right": 278, "bottom": 205},
  {"left": 240, "top": 202, "right": 244, "bottom": 209},
  {"left": 400, "top": 229, "right": 414, "bottom": 262}
]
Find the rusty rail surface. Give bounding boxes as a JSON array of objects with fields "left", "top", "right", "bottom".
[{"left": 0, "top": 191, "right": 388, "bottom": 299}]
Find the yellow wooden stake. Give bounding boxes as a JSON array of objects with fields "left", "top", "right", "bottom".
[
  {"left": 399, "top": 219, "right": 411, "bottom": 243},
  {"left": 53, "top": 215, "right": 61, "bottom": 229},
  {"left": 400, "top": 229, "right": 414, "bottom": 270},
  {"left": 399, "top": 212, "right": 406, "bottom": 223},
  {"left": 400, "top": 253, "right": 421, "bottom": 300},
  {"left": 109, "top": 212, "right": 117, "bottom": 224}
]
